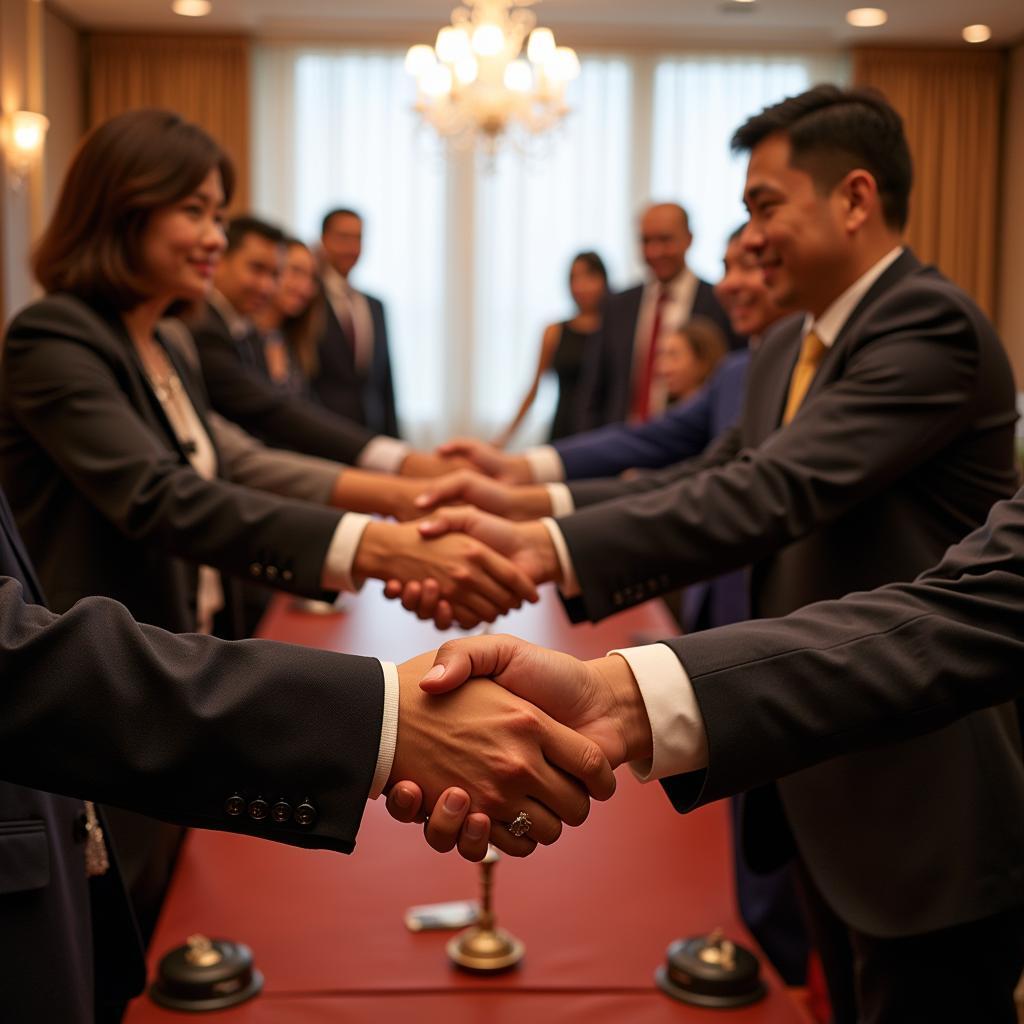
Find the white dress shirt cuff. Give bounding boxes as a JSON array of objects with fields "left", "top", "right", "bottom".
[
  {"left": 545, "top": 483, "right": 575, "bottom": 517},
  {"left": 321, "top": 513, "right": 372, "bottom": 593},
  {"left": 368, "top": 660, "right": 400, "bottom": 799},
  {"left": 524, "top": 445, "right": 566, "bottom": 483},
  {"left": 357, "top": 436, "right": 412, "bottom": 474},
  {"left": 541, "top": 517, "right": 581, "bottom": 597},
  {"left": 610, "top": 644, "right": 708, "bottom": 782}
]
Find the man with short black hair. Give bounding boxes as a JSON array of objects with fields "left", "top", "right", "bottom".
[{"left": 317, "top": 208, "right": 400, "bottom": 437}]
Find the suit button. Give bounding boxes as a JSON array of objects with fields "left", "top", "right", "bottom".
[
  {"left": 249, "top": 562, "right": 263, "bottom": 578},
  {"left": 265, "top": 565, "right": 278, "bottom": 581},
  {"left": 294, "top": 800, "right": 317, "bottom": 827},
  {"left": 248, "top": 797, "right": 270, "bottom": 822},
  {"left": 282, "top": 570, "right": 294, "bottom": 582},
  {"left": 271, "top": 800, "right": 292, "bottom": 824},
  {"left": 224, "top": 794, "right": 246, "bottom": 817}
]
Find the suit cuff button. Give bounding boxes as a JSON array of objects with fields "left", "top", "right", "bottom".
[
  {"left": 271, "top": 800, "right": 292, "bottom": 824},
  {"left": 249, "top": 562, "right": 263, "bottom": 578},
  {"left": 265, "top": 565, "right": 279, "bottom": 581},
  {"left": 224, "top": 794, "right": 246, "bottom": 817},
  {"left": 248, "top": 797, "right": 270, "bottom": 822},
  {"left": 294, "top": 800, "right": 317, "bottom": 827}
]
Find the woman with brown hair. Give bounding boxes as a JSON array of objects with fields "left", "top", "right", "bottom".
[{"left": 253, "top": 236, "right": 325, "bottom": 395}]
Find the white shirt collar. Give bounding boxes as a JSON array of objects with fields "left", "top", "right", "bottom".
[
  {"left": 646, "top": 266, "right": 697, "bottom": 303},
  {"left": 804, "top": 246, "right": 904, "bottom": 347},
  {"left": 208, "top": 289, "right": 251, "bottom": 341},
  {"left": 322, "top": 262, "right": 351, "bottom": 298}
]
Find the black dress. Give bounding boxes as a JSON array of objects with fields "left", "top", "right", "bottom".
[{"left": 549, "top": 321, "right": 597, "bottom": 441}]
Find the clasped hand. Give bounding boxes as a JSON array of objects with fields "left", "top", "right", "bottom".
[{"left": 389, "top": 638, "right": 653, "bottom": 861}]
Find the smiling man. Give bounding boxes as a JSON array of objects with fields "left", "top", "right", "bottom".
[{"left": 393, "top": 85, "right": 1024, "bottom": 1023}]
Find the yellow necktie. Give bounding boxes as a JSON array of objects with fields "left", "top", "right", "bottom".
[{"left": 782, "top": 330, "right": 827, "bottom": 424}]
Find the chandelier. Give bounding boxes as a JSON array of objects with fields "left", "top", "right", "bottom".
[{"left": 405, "top": 0, "right": 580, "bottom": 152}]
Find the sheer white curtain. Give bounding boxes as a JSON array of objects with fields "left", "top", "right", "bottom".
[
  {"left": 252, "top": 45, "right": 846, "bottom": 445},
  {"left": 253, "top": 45, "right": 449, "bottom": 440},
  {"left": 650, "top": 54, "right": 849, "bottom": 280},
  {"left": 471, "top": 58, "right": 636, "bottom": 441}
]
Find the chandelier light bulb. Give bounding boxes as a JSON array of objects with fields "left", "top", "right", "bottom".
[
  {"left": 420, "top": 63, "right": 454, "bottom": 98},
  {"left": 472, "top": 23, "right": 506, "bottom": 57},
  {"left": 961, "top": 23, "right": 991, "bottom": 43},
  {"left": 503, "top": 59, "right": 533, "bottom": 93},
  {"left": 527, "top": 27, "right": 556, "bottom": 64},
  {"left": 454, "top": 54, "right": 480, "bottom": 85},
  {"left": 547, "top": 46, "right": 581, "bottom": 83},
  {"left": 405, "top": 44, "right": 436, "bottom": 77},
  {"left": 436, "top": 25, "right": 471, "bottom": 63},
  {"left": 845, "top": 7, "right": 888, "bottom": 28}
]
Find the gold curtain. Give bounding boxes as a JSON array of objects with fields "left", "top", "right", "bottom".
[
  {"left": 853, "top": 48, "right": 1006, "bottom": 315},
  {"left": 87, "top": 34, "right": 250, "bottom": 211}
]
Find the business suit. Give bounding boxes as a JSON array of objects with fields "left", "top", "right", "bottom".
[
  {"left": 0, "top": 537, "right": 381, "bottom": 1022},
  {"left": 190, "top": 301, "right": 379, "bottom": 464},
  {"left": 0, "top": 294, "right": 346, "bottom": 637},
  {"left": 315, "top": 286, "right": 400, "bottom": 438},
  {"left": 552, "top": 251, "right": 1023, "bottom": 1008},
  {"left": 574, "top": 277, "right": 739, "bottom": 432}
]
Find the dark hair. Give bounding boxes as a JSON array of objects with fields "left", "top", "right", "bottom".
[
  {"left": 731, "top": 84, "right": 912, "bottom": 230},
  {"left": 321, "top": 208, "right": 363, "bottom": 236},
  {"left": 225, "top": 215, "right": 285, "bottom": 253},
  {"left": 279, "top": 237, "right": 324, "bottom": 379},
  {"left": 33, "top": 109, "right": 235, "bottom": 310},
  {"left": 570, "top": 251, "right": 608, "bottom": 284}
]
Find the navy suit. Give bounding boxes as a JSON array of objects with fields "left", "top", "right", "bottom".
[
  {"left": 315, "top": 291, "right": 400, "bottom": 438},
  {"left": 574, "top": 279, "right": 741, "bottom": 432}
]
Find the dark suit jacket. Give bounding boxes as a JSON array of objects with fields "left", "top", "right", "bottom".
[
  {"left": 191, "top": 302, "right": 379, "bottom": 464},
  {"left": 661, "top": 485, "right": 1024, "bottom": 811},
  {"left": 557, "top": 251, "right": 1024, "bottom": 937},
  {"left": 0, "top": 547, "right": 382, "bottom": 1021},
  {"left": 314, "top": 289, "right": 400, "bottom": 438},
  {"left": 574, "top": 278, "right": 740, "bottom": 432},
  {"left": 0, "top": 294, "right": 344, "bottom": 635}
]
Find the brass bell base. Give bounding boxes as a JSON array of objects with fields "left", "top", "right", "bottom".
[{"left": 447, "top": 925, "right": 525, "bottom": 973}]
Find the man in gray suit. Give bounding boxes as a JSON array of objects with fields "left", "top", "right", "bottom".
[{"left": 392, "top": 85, "right": 1024, "bottom": 1023}]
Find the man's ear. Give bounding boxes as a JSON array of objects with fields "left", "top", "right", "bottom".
[{"left": 837, "top": 168, "right": 878, "bottom": 234}]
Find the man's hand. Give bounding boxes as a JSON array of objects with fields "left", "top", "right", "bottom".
[
  {"left": 386, "top": 637, "right": 653, "bottom": 857},
  {"left": 413, "top": 470, "right": 553, "bottom": 521},
  {"left": 436, "top": 438, "right": 535, "bottom": 484},
  {"left": 388, "top": 652, "right": 617, "bottom": 858},
  {"left": 381, "top": 508, "right": 561, "bottom": 629},
  {"left": 399, "top": 451, "right": 477, "bottom": 478},
  {"left": 330, "top": 470, "right": 435, "bottom": 522},
  {"left": 354, "top": 521, "right": 539, "bottom": 628}
]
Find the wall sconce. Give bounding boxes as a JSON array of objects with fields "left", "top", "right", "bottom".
[{"left": 3, "top": 110, "right": 50, "bottom": 189}]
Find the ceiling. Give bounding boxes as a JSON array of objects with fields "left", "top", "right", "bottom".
[{"left": 54, "top": 0, "right": 1024, "bottom": 49}]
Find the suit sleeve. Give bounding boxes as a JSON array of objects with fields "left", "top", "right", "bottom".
[
  {"left": 2, "top": 329, "right": 343, "bottom": 599},
  {"left": 0, "top": 577, "right": 382, "bottom": 852},
  {"left": 555, "top": 385, "right": 716, "bottom": 480},
  {"left": 192, "top": 321, "right": 377, "bottom": 464},
  {"left": 558, "top": 289, "right": 986, "bottom": 620},
  {"left": 566, "top": 424, "right": 743, "bottom": 509},
  {"left": 656, "top": 488, "right": 1024, "bottom": 811}
]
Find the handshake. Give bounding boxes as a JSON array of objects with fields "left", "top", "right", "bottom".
[
  {"left": 356, "top": 438, "right": 565, "bottom": 631},
  {"left": 385, "top": 634, "right": 654, "bottom": 861}
]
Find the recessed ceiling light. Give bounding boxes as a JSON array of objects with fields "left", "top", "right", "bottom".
[
  {"left": 962, "top": 24, "right": 992, "bottom": 44},
  {"left": 172, "top": 0, "right": 211, "bottom": 16},
  {"left": 846, "top": 7, "right": 888, "bottom": 28}
]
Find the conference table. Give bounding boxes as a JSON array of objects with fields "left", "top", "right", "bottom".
[{"left": 125, "top": 585, "right": 812, "bottom": 1024}]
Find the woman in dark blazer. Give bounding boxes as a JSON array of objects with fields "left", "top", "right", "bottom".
[{"left": 0, "top": 110, "right": 535, "bottom": 639}]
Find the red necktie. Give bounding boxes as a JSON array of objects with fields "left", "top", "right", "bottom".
[{"left": 632, "top": 286, "right": 668, "bottom": 422}]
